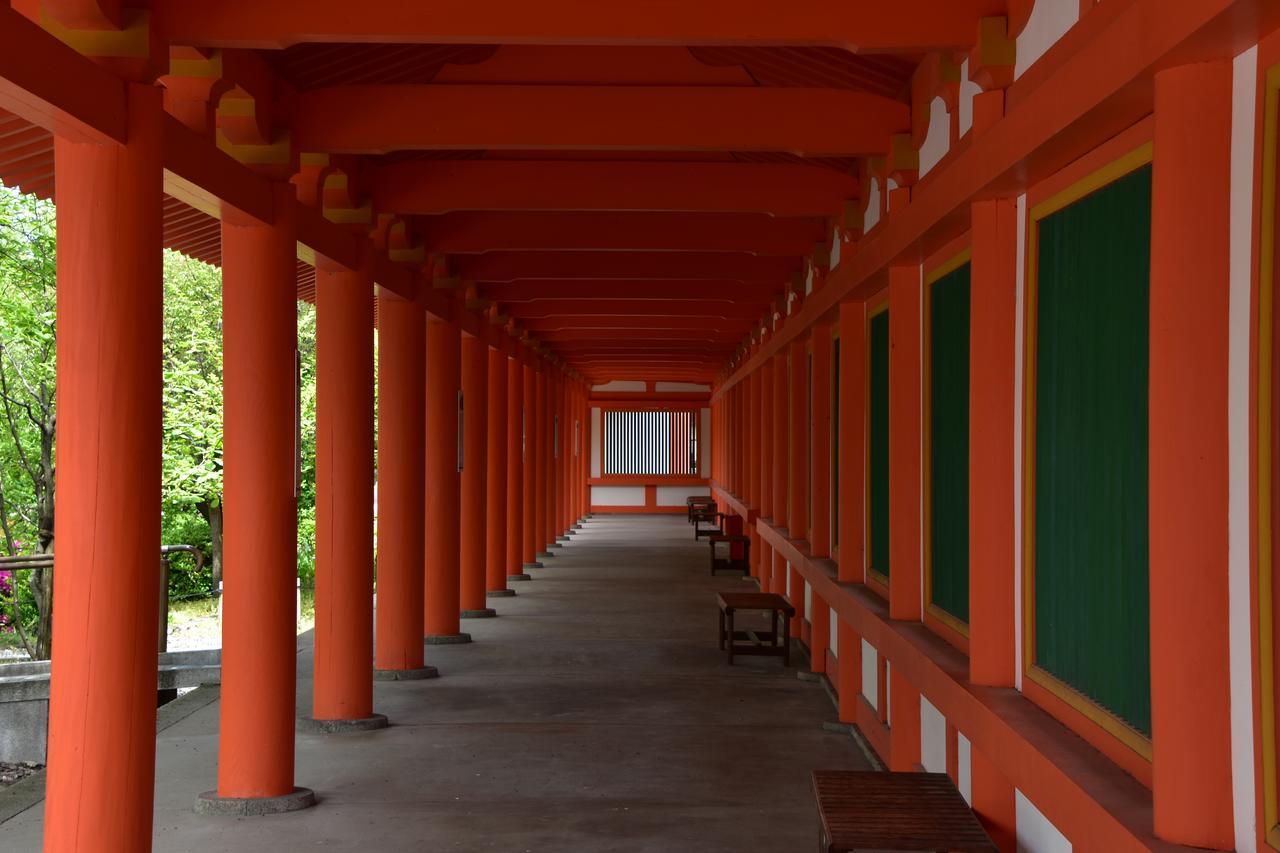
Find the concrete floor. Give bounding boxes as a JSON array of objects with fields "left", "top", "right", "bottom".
[{"left": 6, "top": 514, "right": 872, "bottom": 852}]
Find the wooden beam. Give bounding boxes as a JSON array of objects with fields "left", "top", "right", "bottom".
[
  {"left": 372, "top": 161, "right": 858, "bottom": 217},
  {"left": 294, "top": 85, "right": 907, "bottom": 157},
  {"left": 148, "top": 0, "right": 996, "bottom": 51},
  {"left": 0, "top": 3, "right": 126, "bottom": 143},
  {"left": 420, "top": 212, "right": 824, "bottom": 256},
  {"left": 454, "top": 251, "right": 799, "bottom": 283}
]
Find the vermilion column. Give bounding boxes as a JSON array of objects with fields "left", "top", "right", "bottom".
[
  {"left": 459, "top": 334, "right": 492, "bottom": 619},
  {"left": 969, "top": 199, "right": 1017, "bottom": 686},
  {"left": 836, "top": 620, "right": 861, "bottom": 724},
  {"left": 810, "top": 327, "right": 833, "bottom": 558},
  {"left": 544, "top": 372, "right": 558, "bottom": 548},
  {"left": 522, "top": 363, "right": 540, "bottom": 569},
  {"left": 535, "top": 368, "right": 552, "bottom": 560},
  {"left": 788, "top": 339, "right": 809, "bottom": 540},
  {"left": 507, "top": 355, "right": 530, "bottom": 580},
  {"left": 1148, "top": 61, "right": 1234, "bottom": 848},
  {"left": 771, "top": 353, "right": 788, "bottom": 530},
  {"left": 758, "top": 360, "right": 774, "bottom": 587},
  {"left": 888, "top": 666, "right": 921, "bottom": 771},
  {"left": 838, "top": 302, "right": 866, "bottom": 582},
  {"left": 44, "top": 84, "right": 165, "bottom": 850},
  {"left": 206, "top": 182, "right": 313, "bottom": 812},
  {"left": 374, "top": 290, "right": 431, "bottom": 676},
  {"left": 424, "top": 318, "right": 468, "bottom": 643},
  {"left": 309, "top": 256, "right": 383, "bottom": 729},
  {"left": 810, "top": 594, "right": 830, "bottom": 675},
  {"left": 746, "top": 368, "right": 761, "bottom": 573},
  {"left": 487, "top": 345, "right": 512, "bottom": 596},
  {"left": 550, "top": 372, "right": 565, "bottom": 542},
  {"left": 888, "top": 266, "right": 922, "bottom": 620}
]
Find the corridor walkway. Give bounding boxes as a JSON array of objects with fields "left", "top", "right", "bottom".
[{"left": 7, "top": 514, "right": 871, "bottom": 852}]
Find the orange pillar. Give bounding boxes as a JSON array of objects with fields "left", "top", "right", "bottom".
[
  {"left": 838, "top": 302, "right": 866, "bottom": 582},
  {"left": 837, "top": 621, "right": 861, "bottom": 724},
  {"left": 888, "top": 266, "right": 922, "bottom": 620},
  {"left": 758, "top": 360, "right": 774, "bottom": 588},
  {"left": 771, "top": 352, "right": 788, "bottom": 530},
  {"left": 747, "top": 368, "right": 762, "bottom": 574},
  {"left": 811, "top": 326, "right": 832, "bottom": 558},
  {"left": 44, "top": 84, "right": 165, "bottom": 849},
  {"left": 309, "top": 256, "right": 382, "bottom": 729},
  {"left": 506, "top": 355, "right": 530, "bottom": 580},
  {"left": 888, "top": 666, "right": 921, "bottom": 771},
  {"left": 788, "top": 339, "right": 809, "bottom": 540},
  {"left": 424, "top": 318, "right": 467, "bottom": 643},
  {"left": 487, "top": 345, "right": 512, "bottom": 596},
  {"left": 969, "top": 199, "right": 1018, "bottom": 686},
  {"left": 971, "top": 745, "right": 1017, "bottom": 852},
  {"left": 374, "top": 290, "right": 432, "bottom": 677},
  {"left": 534, "top": 367, "right": 551, "bottom": 559},
  {"left": 546, "top": 372, "right": 560, "bottom": 546},
  {"left": 522, "top": 362, "right": 541, "bottom": 569},
  {"left": 1148, "top": 60, "right": 1234, "bottom": 849},
  {"left": 206, "top": 182, "right": 313, "bottom": 812},
  {"left": 552, "top": 372, "right": 567, "bottom": 541},
  {"left": 459, "top": 334, "right": 492, "bottom": 619},
  {"left": 810, "top": 593, "right": 829, "bottom": 675}
]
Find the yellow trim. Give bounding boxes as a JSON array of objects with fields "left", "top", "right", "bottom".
[
  {"left": 1021, "top": 141, "right": 1154, "bottom": 761},
  {"left": 1259, "top": 61, "right": 1280, "bottom": 849},
  {"left": 866, "top": 298, "right": 889, "bottom": 579},
  {"left": 923, "top": 249, "right": 972, "bottom": 632}
]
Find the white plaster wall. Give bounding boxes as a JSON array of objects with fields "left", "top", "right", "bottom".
[
  {"left": 957, "top": 733, "right": 973, "bottom": 804},
  {"left": 1015, "top": 0, "right": 1079, "bottom": 79},
  {"left": 864, "top": 177, "right": 882, "bottom": 233},
  {"left": 592, "top": 486, "right": 645, "bottom": 506},
  {"left": 785, "top": 562, "right": 792, "bottom": 597},
  {"left": 700, "top": 407, "right": 712, "bottom": 474},
  {"left": 1230, "top": 44, "right": 1260, "bottom": 853},
  {"left": 920, "top": 696, "right": 947, "bottom": 773},
  {"left": 655, "top": 485, "right": 709, "bottom": 506},
  {"left": 804, "top": 580, "right": 813, "bottom": 621},
  {"left": 1015, "top": 790, "right": 1072, "bottom": 852},
  {"left": 919, "top": 96, "right": 950, "bottom": 177},
  {"left": 830, "top": 229, "right": 841, "bottom": 269},
  {"left": 592, "top": 380, "right": 646, "bottom": 392},
  {"left": 829, "top": 607, "right": 839, "bottom": 656},
  {"left": 590, "top": 407, "right": 602, "bottom": 477},
  {"left": 958, "top": 58, "right": 982, "bottom": 138},
  {"left": 654, "top": 382, "right": 710, "bottom": 392},
  {"left": 861, "top": 639, "right": 878, "bottom": 710}
]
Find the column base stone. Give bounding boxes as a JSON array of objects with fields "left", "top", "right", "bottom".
[
  {"left": 487, "top": 589, "right": 517, "bottom": 597},
  {"left": 297, "top": 713, "right": 389, "bottom": 734},
  {"left": 461, "top": 608, "right": 497, "bottom": 619},
  {"left": 194, "top": 787, "right": 316, "bottom": 817},
  {"left": 522, "top": 562, "right": 543, "bottom": 571},
  {"left": 536, "top": 551, "right": 555, "bottom": 559},
  {"left": 374, "top": 666, "right": 439, "bottom": 681},
  {"left": 424, "top": 633, "right": 472, "bottom": 645}
]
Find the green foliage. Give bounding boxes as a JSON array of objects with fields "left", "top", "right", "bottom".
[
  {"left": 297, "top": 301, "right": 318, "bottom": 587},
  {"left": 0, "top": 183, "right": 324, "bottom": 653}
]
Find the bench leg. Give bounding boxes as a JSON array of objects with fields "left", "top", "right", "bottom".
[
  {"left": 727, "top": 610, "right": 735, "bottom": 665},
  {"left": 718, "top": 609, "right": 725, "bottom": 651},
  {"left": 783, "top": 613, "right": 791, "bottom": 667}
]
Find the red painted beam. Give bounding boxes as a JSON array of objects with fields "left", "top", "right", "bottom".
[
  {"left": 520, "top": 316, "right": 754, "bottom": 332},
  {"left": 0, "top": 3, "right": 126, "bottom": 144},
  {"left": 421, "top": 212, "right": 824, "bottom": 256},
  {"left": 455, "top": 251, "right": 798, "bottom": 282},
  {"left": 373, "top": 161, "right": 858, "bottom": 217},
  {"left": 535, "top": 328, "right": 742, "bottom": 342},
  {"left": 294, "top": 85, "right": 907, "bottom": 157},
  {"left": 503, "top": 299, "right": 764, "bottom": 320},
  {"left": 149, "top": 0, "right": 1000, "bottom": 51},
  {"left": 480, "top": 279, "right": 782, "bottom": 303}
]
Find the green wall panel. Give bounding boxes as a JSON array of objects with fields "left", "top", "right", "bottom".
[
  {"left": 929, "top": 263, "right": 970, "bottom": 623},
  {"left": 1033, "top": 164, "right": 1151, "bottom": 736},
  {"left": 869, "top": 310, "right": 890, "bottom": 577}
]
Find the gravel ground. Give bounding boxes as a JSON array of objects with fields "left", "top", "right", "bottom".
[{"left": 0, "top": 762, "right": 41, "bottom": 788}]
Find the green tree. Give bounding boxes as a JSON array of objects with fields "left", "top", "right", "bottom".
[{"left": 0, "top": 187, "right": 56, "bottom": 659}]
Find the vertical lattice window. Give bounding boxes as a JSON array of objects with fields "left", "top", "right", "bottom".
[{"left": 603, "top": 410, "right": 698, "bottom": 475}]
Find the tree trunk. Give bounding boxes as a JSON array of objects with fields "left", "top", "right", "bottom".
[{"left": 197, "top": 496, "right": 224, "bottom": 590}]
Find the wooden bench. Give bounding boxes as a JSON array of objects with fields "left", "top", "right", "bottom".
[
  {"left": 708, "top": 534, "right": 750, "bottom": 576},
  {"left": 716, "top": 591, "right": 794, "bottom": 666},
  {"left": 692, "top": 506, "right": 721, "bottom": 539},
  {"left": 811, "top": 770, "right": 998, "bottom": 853},
  {"left": 686, "top": 495, "right": 716, "bottom": 523}
]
